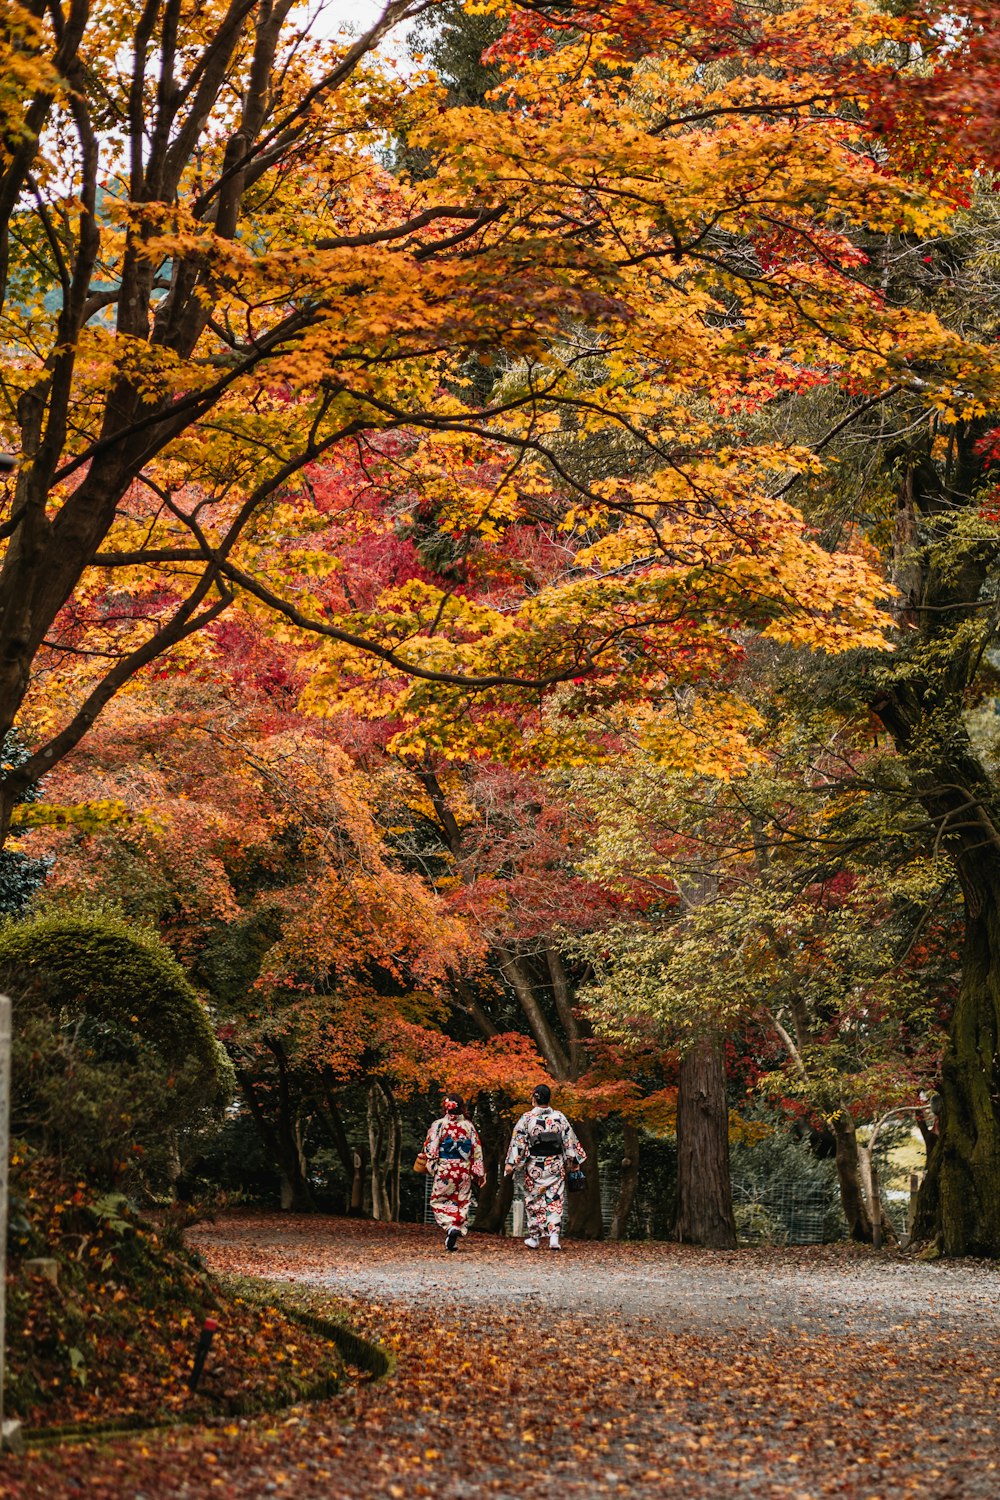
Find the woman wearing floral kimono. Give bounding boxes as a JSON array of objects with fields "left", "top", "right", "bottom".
[
  {"left": 423, "top": 1095, "right": 486, "bottom": 1251},
  {"left": 504, "top": 1083, "right": 586, "bottom": 1250}
]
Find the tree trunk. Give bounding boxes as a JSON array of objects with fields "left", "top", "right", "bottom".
[
  {"left": 609, "top": 1122, "right": 640, "bottom": 1241},
  {"left": 317, "top": 1070, "right": 359, "bottom": 1182},
  {"left": 367, "top": 1083, "right": 391, "bottom": 1221},
  {"left": 674, "top": 1037, "right": 736, "bottom": 1249},
  {"left": 278, "top": 1112, "right": 311, "bottom": 1211},
  {"left": 915, "top": 1114, "right": 937, "bottom": 1169},
  {"left": 546, "top": 947, "right": 583, "bottom": 1076},
  {"left": 914, "top": 865, "right": 1000, "bottom": 1255},
  {"left": 473, "top": 1158, "right": 500, "bottom": 1226},
  {"left": 871, "top": 451, "right": 1000, "bottom": 1255},
  {"left": 384, "top": 1084, "right": 402, "bottom": 1221},
  {"left": 237, "top": 1053, "right": 315, "bottom": 1212},
  {"left": 473, "top": 1104, "right": 509, "bottom": 1230},
  {"left": 474, "top": 1168, "right": 514, "bottom": 1234},
  {"left": 473, "top": 1114, "right": 513, "bottom": 1233},
  {"left": 268, "top": 1037, "right": 314, "bottom": 1212},
  {"left": 833, "top": 1108, "right": 876, "bottom": 1243},
  {"left": 350, "top": 1150, "right": 364, "bottom": 1216},
  {"left": 566, "top": 1118, "right": 603, "bottom": 1239},
  {"left": 857, "top": 1136, "right": 897, "bottom": 1249},
  {"left": 497, "top": 947, "right": 571, "bottom": 1078}
]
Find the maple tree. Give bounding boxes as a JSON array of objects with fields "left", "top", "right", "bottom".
[
  {"left": 476, "top": 0, "right": 1000, "bottom": 1258},
  {"left": 20, "top": 659, "right": 494, "bottom": 1210},
  {"left": 7, "top": 0, "right": 973, "bottom": 845},
  {"left": 727, "top": 159, "right": 1000, "bottom": 1252},
  {"left": 388, "top": 755, "right": 683, "bottom": 1238},
  {"left": 19, "top": 671, "right": 635, "bottom": 1230},
  {"left": 20, "top": 614, "right": 701, "bottom": 1235}
]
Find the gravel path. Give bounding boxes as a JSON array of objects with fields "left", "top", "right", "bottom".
[{"left": 190, "top": 1215, "right": 1000, "bottom": 1336}]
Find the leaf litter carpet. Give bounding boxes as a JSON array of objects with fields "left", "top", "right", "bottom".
[{"left": 9, "top": 1215, "right": 1000, "bottom": 1499}]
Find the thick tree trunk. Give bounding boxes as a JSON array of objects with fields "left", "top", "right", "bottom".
[
  {"left": 473, "top": 1114, "right": 514, "bottom": 1232},
  {"left": 473, "top": 1159, "right": 500, "bottom": 1226},
  {"left": 870, "top": 439, "right": 1000, "bottom": 1255},
  {"left": 474, "top": 1167, "right": 514, "bottom": 1234},
  {"left": 350, "top": 1150, "right": 364, "bottom": 1215},
  {"left": 915, "top": 1114, "right": 936, "bottom": 1169},
  {"left": 674, "top": 1037, "right": 736, "bottom": 1249},
  {"left": 833, "top": 1109, "right": 876, "bottom": 1243},
  {"left": 609, "top": 1122, "right": 640, "bottom": 1241},
  {"left": 914, "top": 869, "right": 1000, "bottom": 1255},
  {"left": 566, "top": 1118, "right": 603, "bottom": 1239}
]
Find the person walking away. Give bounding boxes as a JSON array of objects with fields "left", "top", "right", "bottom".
[
  {"left": 504, "top": 1083, "right": 586, "bottom": 1250},
  {"left": 423, "top": 1095, "right": 486, "bottom": 1251}
]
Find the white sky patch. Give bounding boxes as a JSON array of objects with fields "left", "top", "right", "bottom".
[
  {"left": 300, "top": 0, "right": 388, "bottom": 37},
  {"left": 293, "top": 0, "right": 421, "bottom": 75}
]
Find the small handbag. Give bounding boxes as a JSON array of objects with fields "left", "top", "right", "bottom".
[
  {"left": 566, "top": 1167, "right": 586, "bottom": 1193},
  {"left": 413, "top": 1151, "right": 430, "bottom": 1175}
]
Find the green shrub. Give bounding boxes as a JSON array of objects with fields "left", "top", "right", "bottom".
[
  {"left": 2, "top": 909, "right": 235, "bottom": 1191},
  {"left": 0, "top": 909, "right": 231, "bottom": 1089}
]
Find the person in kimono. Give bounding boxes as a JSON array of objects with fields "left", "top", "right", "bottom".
[
  {"left": 423, "top": 1095, "right": 486, "bottom": 1251},
  {"left": 504, "top": 1083, "right": 586, "bottom": 1250}
]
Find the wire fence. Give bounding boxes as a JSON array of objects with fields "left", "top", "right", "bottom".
[{"left": 732, "top": 1177, "right": 842, "bottom": 1245}]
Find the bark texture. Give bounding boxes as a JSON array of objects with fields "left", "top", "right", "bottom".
[
  {"left": 367, "top": 1081, "right": 401, "bottom": 1222},
  {"left": 871, "top": 433, "right": 1000, "bottom": 1255},
  {"left": 674, "top": 1037, "right": 737, "bottom": 1249},
  {"left": 609, "top": 1122, "right": 640, "bottom": 1241},
  {"left": 566, "top": 1118, "right": 603, "bottom": 1239},
  {"left": 833, "top": 1110, "right": 876, "bottom": 1243},
  {"left": 471, "top": 1105, "right": 511, "bottom": 1231},
  {"left": 912, "top": 862, "right": 1000, "bottom": 1255},
  {"left": 495, "top": 943, "right": 604, "bottom": 1239},
  {"left": 875, "top": 671, "right": 1000, "bottom": 1254},
  {"left": 237, "top": 1039, "right": 314, "bottom": 1212}
]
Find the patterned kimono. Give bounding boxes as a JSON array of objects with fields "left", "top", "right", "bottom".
[
  {"left": 505, "top": 1106, "right": 586, "bottom": 1239},
  {"left": 424, "top": 1113, "right": 486, "bottom": 1235}
]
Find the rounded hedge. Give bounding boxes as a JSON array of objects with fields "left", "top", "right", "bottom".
[{"left": 0, "top": 910, "right": 234, "bottom": 1102}]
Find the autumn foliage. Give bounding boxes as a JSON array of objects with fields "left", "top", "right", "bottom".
[
  {"left": 3, "top": 0, "right": 1000, "bottom": 1284},
  {"left": 4, "top": 1152, "right": 344, "bottom": 1429}
]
